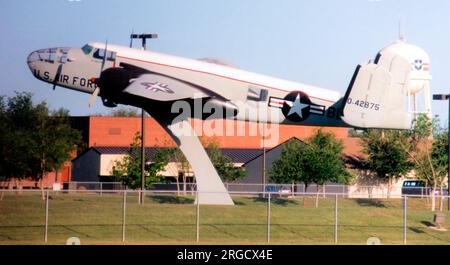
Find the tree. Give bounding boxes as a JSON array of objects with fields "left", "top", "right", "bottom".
[
  {"left": 205, "top": 139, "right": 245, "bottom": 182},
  {"left": 430, "top": 131, "right": 449, "bottom": 211},
  {"left": 308, "top": 129, "right": 350, "bottom": 184},
  {"left": 109, "top": 107, "right": 139, "bottom": 117},
  {"left": 308, "top": 130, "right": 350, "bottom": 206},
  {"left": 270, "top": 139, "right": 305, "bottom": 184},
  {"left": 33, "top": 107, "right": 81, "bottom": 199},
  {"left": 270, "top": 130, "right": 350, "bottom": 207},
  {"left": 171, "top": 147, "right": 191, "bottom": 195},
  {"left": 45, "top": 109, "right": 82, "bottom": 184},
  {"left": 169, "top": 138, "right": 244, "bottom": 195},
  {"left": 1, "top": 93, "right": 43, "bottom": 187},
  {"left": 361, "top": 129, "right": 412, "bottom": 198},
  {"left": 361, "top": 114, "right": 448, "bottom": 210},
  {"left": 403, "top": 114, "right": 448, "bottom": 211},
  {"left": 0, "top": 92, "right": 82, "bottom": 199},
  {"left": 112, "top": 132, "right": 171, "bottom": 190}
]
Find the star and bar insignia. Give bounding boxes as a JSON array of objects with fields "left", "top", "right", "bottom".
[
  {"left": 268, "top": 91, "right": 325, "bottom": 122},
  {"left": 141, "top": 82, "right": 175, "bottom": 94}
]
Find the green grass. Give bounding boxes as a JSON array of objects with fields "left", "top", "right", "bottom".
[{"left": 0, "top": 191, "right": 450, "bottom": 245}]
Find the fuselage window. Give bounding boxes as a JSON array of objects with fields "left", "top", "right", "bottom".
[
  {"left": 107, "top": 51, "right": 117, "bottom": 60},
  {"left": 93, "top": 48, "right": 116, "bottom": 61},
  {"left": 247, "top": 86, "right": 268, "bottom": 102}
]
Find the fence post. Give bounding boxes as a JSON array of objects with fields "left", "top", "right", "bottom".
[
  {"left": 122, "top": 190, "right": 126, "bottom": 242},
  {"left": 403, "top": 196, "right": 407, "bottom": 245},
  {"left": 196, "top": 190, "right": 200, "bottom": 243},
  {"left": 142, "top": 189, "right": 145, "bottom": 205},
  {"left": 334, "top": 194, "right": 338, "bottom": 244},
  {"left": 44, "top": 190, "right": 49, "bottom": 243},
  {"left": 267, "top": 193, "right": 271, "bottom": 243}
]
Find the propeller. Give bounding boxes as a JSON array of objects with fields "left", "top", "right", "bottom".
[
  {"left": 51, "top": 49, "right": 69, "bottom": 90},
  {"left": 52, "top": 64, "right": 63, "bottom": 90},
  {"left": 100, "top": 40, "right": 108, "bottom": 72},
  {"left": 88, "top": 84, "right": 100, "bottom": 107},
  {"left": 88, "top": 40, "right": 109, "bottom": 107}
]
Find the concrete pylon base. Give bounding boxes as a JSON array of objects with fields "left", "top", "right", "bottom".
[{"left": 154, "top": 117, "right": 234, "bottom": 206}]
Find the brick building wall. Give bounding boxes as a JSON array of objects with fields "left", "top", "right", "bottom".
[{"left": 86, "top": 116, "right": 350, "bottom": 149}]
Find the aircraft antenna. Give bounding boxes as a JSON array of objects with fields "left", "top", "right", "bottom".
[
  {"left": 130, "top": 33, "right": 158, "bottom": 50},
  {"left": 129, "top": 29, "right": 134, "bottom": 48}
]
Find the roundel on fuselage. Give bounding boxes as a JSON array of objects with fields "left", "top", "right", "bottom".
[{"left": 281, "top": 91, "right": 311, "bottom": 122}]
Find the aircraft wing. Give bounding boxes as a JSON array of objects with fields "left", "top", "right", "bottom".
[{"left": 123, "top": 73, "right": 209, "bottom": 101}]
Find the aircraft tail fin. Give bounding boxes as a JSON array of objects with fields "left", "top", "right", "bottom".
[{"left": 341, "top": 51, "right": 413, "bottom": 129}]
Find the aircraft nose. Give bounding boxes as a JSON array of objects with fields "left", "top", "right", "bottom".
[{"left": 27, "top": 51, "right": 40, "bottom": 71}]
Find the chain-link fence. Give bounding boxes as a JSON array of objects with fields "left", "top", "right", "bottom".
[
  {"left": 4, "top": 181, "right": 445, "bottom": 200},
  {"left": 59, "top": 181, "right": 448, "bottom": 199},
  {"left": 1, "top": 189, "right": 449, "bottom": 245}
]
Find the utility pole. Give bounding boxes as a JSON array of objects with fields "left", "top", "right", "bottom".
[
  {"left": 130, "top": 33, "right": 158, "bottom": 205},
  {"left": 262, "top": 123, "right": 266, "bottom": 197},
  {"left": 432, "top": 94, "right": 450, "bottom": 211}
]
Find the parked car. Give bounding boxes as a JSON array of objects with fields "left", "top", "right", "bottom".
[
  {"left": 265, "top": 185, "right": 278, "bottom": 193},
  {"left": 402, "top": 180, "right": 449, "bottom": 196},
  {"left": 402, "top": 180, "right": 427, "bottom": 196}
]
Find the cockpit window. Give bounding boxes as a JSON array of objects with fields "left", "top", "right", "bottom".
[
  {"left": 81, "top": 44, "right": 93, "bottom": 55},
  {"left": 29, "top": 48, "right": 57, "bottom": 63}
]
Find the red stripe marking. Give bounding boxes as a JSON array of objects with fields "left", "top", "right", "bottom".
[
  {"left": 270, "top": 102, "right": 284, "bottom": 107},
  {"left": 116, "top": 55, "right": 336, "bottom": 103}
]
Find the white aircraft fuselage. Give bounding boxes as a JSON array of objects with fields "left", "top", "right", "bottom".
[{"left": 27, "top": 42, "right": 346, "bottom": 127}]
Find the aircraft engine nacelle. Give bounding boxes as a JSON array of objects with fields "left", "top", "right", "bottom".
[{"left": 96, "top": 68, "right": 131, "bottom": 107}]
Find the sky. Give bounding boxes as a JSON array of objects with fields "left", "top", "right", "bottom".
[{"left": 0, "top": 0, "right": 449, "bottom": 128}]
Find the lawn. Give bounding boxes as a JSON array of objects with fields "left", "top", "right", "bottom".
[{"left": 0, "top": 191, "right": 449, "bottom": 245}]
